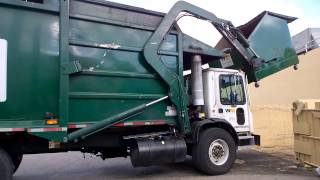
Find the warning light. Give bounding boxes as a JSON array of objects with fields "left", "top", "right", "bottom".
[{"left": 46, "top": 119, "right": 59, "bottom": 125}]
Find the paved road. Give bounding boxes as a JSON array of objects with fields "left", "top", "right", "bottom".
[{"left": 14, "top": 149, "right": 318, "bottom": 180}]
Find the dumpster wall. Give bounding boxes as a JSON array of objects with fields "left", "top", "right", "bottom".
[{"left": 293, "top": 101, "right": 320, "bottom": 167}]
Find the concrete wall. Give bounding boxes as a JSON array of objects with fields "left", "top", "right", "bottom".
[{"left": 248, "top": 48, "right": 320, "bottom": 147}]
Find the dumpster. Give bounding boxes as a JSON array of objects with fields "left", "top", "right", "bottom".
[{"left": 213, "top": 11, "right": 299, "bottom": 83}]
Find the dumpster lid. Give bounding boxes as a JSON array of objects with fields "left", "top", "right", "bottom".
[{"left": 238, "top": 11, "right": 297, "bottom": 38}]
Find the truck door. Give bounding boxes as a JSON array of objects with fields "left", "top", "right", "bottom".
[{"left": 216, "top": 73, "right": 250, "bottom": 133}]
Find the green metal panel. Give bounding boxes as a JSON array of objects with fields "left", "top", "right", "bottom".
[
  {"left": 67, "top": 13, "right": 180, "bottom": 131},
  {"left": 249, "top": 16, "right": 292, "bottom": 62},
  {"left": 58, "top": 0, "right": 69, "bottom": 139},
  {"left": 68, "top": 96, "right": 170, "bottom": 142},
  {"left": 246, "top": 14, "right": 299, "bottom": 81},
  {"left": 0, "top": 0, "right": 183, "bottom": 142},
  {"left": 0, "top": 5, "right": 60, "bottom": 125}
]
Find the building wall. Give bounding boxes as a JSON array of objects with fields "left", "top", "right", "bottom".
[
  {"left": 249, "top": 48, "right": 320, "bottom": 106},
  {"left": 251, "top": 106, "right": 293, "bottom": 147},
  {"left": 248, "top": 48, "right": 320, "bottom": 147}
]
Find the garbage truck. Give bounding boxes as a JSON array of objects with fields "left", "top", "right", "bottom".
[{"left": 0, "top": 0, "right": 299, "bottom": 179}]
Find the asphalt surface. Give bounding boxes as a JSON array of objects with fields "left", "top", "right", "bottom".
[{"left": 14, "top": 149, "right": 318, "bottom": 180}]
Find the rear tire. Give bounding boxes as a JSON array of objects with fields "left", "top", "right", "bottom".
[
  {"left": 0, "top": 147, "right": 13, "bottom": 180},
  {"left": 192, "top": 128, "right": 236, "bottom": 175}
]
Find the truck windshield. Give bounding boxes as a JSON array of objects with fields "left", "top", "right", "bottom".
[{"left": 219, "top": 75, "right": 245, "bottom": 105}]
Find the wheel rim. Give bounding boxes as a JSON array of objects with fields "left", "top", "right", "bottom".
[{"left": 208, "top": 139, "right": 229, "bottom": 165}]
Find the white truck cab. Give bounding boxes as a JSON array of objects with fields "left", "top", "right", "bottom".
[
  {"left": 203, "top": 68, "right": 253, "bottom": 134},
  {"left": 201, "top": 68, "right": 256, "bottom": 147},
  {"left": 188, "top": 58, "right": 256, "bottom": 147}
]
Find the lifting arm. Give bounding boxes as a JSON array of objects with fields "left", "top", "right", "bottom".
[{"left": 143, "top": 1, "right": 261, "bottom": 134}]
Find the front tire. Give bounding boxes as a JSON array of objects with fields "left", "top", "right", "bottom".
[
  {"left": 0, "top": 147, "right": 13, "bottom": 180},
  {"left": 192, "top": 128, "right": 236, "bottom": 175}
]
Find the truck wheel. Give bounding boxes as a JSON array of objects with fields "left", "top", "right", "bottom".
[
  {"left": 11, "top": 154, "right": 23, "bottom": 174},
  {"left": 0, "top": 148, "right": 13, "bottom": 180},
  {"left": 192, "top": 128, "right": 236, "bottom": 175}
]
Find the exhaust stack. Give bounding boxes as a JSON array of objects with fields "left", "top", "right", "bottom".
[{"left": 191, "top": 55, "right": 204, "bottom": 106}]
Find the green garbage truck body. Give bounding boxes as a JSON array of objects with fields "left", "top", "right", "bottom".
[{"left": 0, "top": 0, "right": 298, "bottom": 179}]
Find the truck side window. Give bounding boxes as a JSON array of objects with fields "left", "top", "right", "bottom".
[{"left": 219, "top": 75, "right": 245, "bottom": 105}]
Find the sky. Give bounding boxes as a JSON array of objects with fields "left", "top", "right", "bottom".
[{"left": 106, "top": 0, "right": 320, "bottom": 47}]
